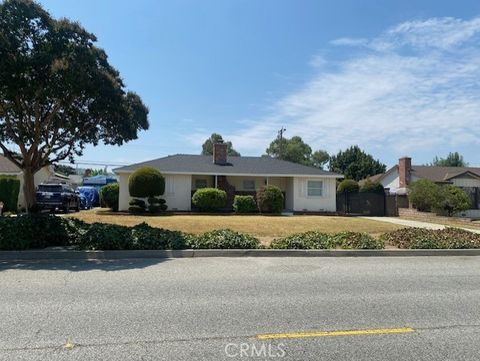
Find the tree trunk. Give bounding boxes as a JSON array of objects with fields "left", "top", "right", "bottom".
[{"left": 23, "top": 167, "right": 36, "bottom": 212}]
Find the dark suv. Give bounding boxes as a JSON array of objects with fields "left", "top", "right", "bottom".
[{"left": 36, "top": 183, "right": 81, "bottom": 213}]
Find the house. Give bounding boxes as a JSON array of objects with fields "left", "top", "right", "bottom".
[
  {"left": 114, "top": 142, "right": 343, "bottom": 212},
  {"left": 0, "top": 154, "right": 54, "bottom": 210},
  {"left": 368, "top": 157, "right": 480, "bottom": 216}
]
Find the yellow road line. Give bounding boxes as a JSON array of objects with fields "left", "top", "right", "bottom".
[{"left": 256, "top": 327, "right": 415, "bottom": 340}]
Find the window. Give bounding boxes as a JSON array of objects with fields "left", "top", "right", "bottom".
[
  {"left": 195, "top": 179, "right": 207, "bottom": 189},
  {"left": 307, "top": 180, "right": 323, "bottom": 197},
  {"left": 243, "top": 179, "right": 255, "bottom": 191}
]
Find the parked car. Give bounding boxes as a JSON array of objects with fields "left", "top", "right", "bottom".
[{"left": 36, "top": 183, "right": 81, "bottom": 213}]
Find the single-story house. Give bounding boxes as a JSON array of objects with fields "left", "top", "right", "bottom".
[
  {"left": 114, "top": 142, "right": 343, "bottom": 212},
  {"left": 367, "top": 157, "right": 480, "bottom": 216},
  {"left": 0, "top": 154, "right": 53, "bottom": 210}
]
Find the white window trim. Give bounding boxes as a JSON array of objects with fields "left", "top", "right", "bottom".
[{"left": 306, "top": 179, "right": 324, "bottom": 198}]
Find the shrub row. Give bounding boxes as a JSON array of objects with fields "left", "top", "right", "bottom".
[
  {"left": 2, "top": 215, "right": 479, "bottom": 251},
  {"left": 270, "top": 231, "right": 384, "bottom": 250},
  {"left": 380, "top": 227, "right": 480, "bottom": 249}
]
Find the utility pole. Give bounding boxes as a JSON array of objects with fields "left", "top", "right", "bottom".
[{"left": 277, "top": 127, "right": 286, "bottom": 160}]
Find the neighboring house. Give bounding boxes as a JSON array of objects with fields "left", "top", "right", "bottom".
[
  {"left": 0, "top": 154, "right": 54, "bottom": 210},
  {"left": 83, "top": 175, "right": 117, "bottom": 191},
  {"left": 114, "top": 142, "right": 343, "bottom": 212},
  {"left": 367, "top": 157, "right": 480, "bottom": 216}
]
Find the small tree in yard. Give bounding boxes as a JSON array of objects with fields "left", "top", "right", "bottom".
[
  {"left": 0, "top": 0, "right": 149, "bottom": 211},
  {"left": 257, "top": 185, "right": 284, "bottom": 214},
  {"left": 407, "top": 179, "right": 442, "bottom": 212},
  {"left": 100, "top": 183, "right": 119, "bottom": 212},
  {"left": 436, "top": 185, "right": 471, "bottom": 216},
  {"left": 128, "top": 167, "right": 166, "bottom": 213}
]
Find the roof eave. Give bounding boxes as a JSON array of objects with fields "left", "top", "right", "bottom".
[{"left": 114, "top": 169, "right": 343, "bottom": 178}]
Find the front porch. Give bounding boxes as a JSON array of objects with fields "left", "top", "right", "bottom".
[{"left": 190, "top": 175, "right": 293, "bottom": 211}]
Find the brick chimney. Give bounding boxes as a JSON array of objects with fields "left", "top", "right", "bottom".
[
  {"left": 399, "top": 157, "right": 412, "bottom": 188},
  {"left": 213, "top": 141, "right": 227, "bottom": 165}
]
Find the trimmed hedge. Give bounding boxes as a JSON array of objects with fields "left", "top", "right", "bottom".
[
  {"left": 0, "top": 176, "right": 20, "bottom": 212},
  {"left": 270, "top": 231, "right": 336, "bottom": 249},
  {"left": 256, "top": 185, "right": 284, "bottom": 214},
  {"left": 381, "top": 227, "right": 480, "bottom": 249},
  {"left": 128, "top": 167, "right": 165, "bottom": 198},
  {"left": 337, "top": 179, "right": 359, "bottom": 193},
  {"left": 271, "top": 231, "right": 383, "bottom": 249},
  {"left": 333, "top": 231, "right": 384, "bottom": 249},
  {"left": 187, "top": 229, "right": 260, "bottom": 249},
  {"left": 192, "top": 188, "right": 227, "bottom": 212},
  {"left": 130, "top": 223, "right": 186, "bottom": 250},
  {"left": 360, "top": 179, "right": 384, "bottom": 193},
  {"left": 100, "top": 183, "right": 119, "bottom": 212},
  {"left": 0, "top": 214, "right": 88, "bottom": 250},
  {"left": 233, "top": 195, "right": 258, "bottom": 213}
]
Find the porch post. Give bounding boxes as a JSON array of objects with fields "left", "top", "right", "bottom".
[
  {"left": 266, "top": 177, "right": 269, "bottom": 186},
  {"left": 215, "top": 175, "right": 218, "bottom": 188}
]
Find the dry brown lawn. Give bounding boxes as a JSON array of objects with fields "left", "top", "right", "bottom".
[{"left": 69, "top": 209, "right": 401, "bottom": 243}]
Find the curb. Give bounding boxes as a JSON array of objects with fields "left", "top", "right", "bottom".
[{"left": 1, "top": 248, "right": 480, "bottom": 261}]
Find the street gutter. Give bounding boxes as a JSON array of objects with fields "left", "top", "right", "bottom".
[{"left": 1, "top": 248, "right": 480, "bottom": 261}]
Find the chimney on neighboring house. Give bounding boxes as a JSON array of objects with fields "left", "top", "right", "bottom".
[
  {"left": 399, "top": 157, "right": 412, "bottom": 188},
  {"left": 213, "top": 140, "right": 228, "bottom": 165}
]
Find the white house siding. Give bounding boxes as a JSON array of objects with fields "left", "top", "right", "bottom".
[
  {"left": 381, "top": 170, "right": 400, "bottom": 193},
  {"left": 118, "top": 173, "right": 130, "bottom": 211},
  {"left": 118, "top": 173, "right": 192, "bottom": 212},
  {"left": 15, "top": 167, "right": 52, "bottom": 210},
  {"left": 292, "top": 177, "right": 336, "bottom": 212}
]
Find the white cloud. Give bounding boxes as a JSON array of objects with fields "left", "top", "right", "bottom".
[{"left": 219, "top": 16, "right": 480, "bottom": 161}]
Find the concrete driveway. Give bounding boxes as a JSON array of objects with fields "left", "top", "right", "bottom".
[
  {"left": 1, "top": 257, "right": 480, "bottom": 360},
  {"left": 362, "top": 216, "right": 480, "bottom": 234}
]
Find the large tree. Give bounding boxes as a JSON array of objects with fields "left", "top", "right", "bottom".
[
  {"left": 0, "top": 0, "right": 149, "bottom": 209},
  {"left": 201, "top": 133, "right": 240, "bottom": 156},
  {"left": 265, "top": 135, "right": 329, "bottom": 169},
  {"left": 329, "top": 145, "right": 386, "bottom": 181},
  {"left": 430, "top": 152, "right": 468, "bottom": 167}
]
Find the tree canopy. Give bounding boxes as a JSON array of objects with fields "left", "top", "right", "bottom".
[
  {"left": 201, "top": 133, "right": 240, "bottom": 156},
  {"left": 430, "top": 152, "right": 468, "bottom": 167},
  {"left": 329, "top": 146, "right": 386, "bottom": 181},
  {"left": 264, "top": 135, "right": 329, "bottom": 169},
  {"left": 0, "top": 0, "right": 149, "bottom": 209}
]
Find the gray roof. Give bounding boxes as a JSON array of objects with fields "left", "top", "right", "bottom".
[
  {"left": 114, "top": 154, "right": 342, "bottom": 177},
  {"left": 0, "top": 155, "right": 20, "bottom": 173},
  {"left": 369, "top": 165, "right": 480, "bottom": 183}
]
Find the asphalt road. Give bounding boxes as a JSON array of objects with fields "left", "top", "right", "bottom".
[{"left": 1, "top": 256, "right": 480, "bottom": 360}]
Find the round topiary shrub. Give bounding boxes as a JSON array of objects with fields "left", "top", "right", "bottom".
[
  {"left": 100, "top": 183, "right": 119, "bottom": 211},
  {"left": 192, "top": 188, "right": 226, "bottom": 212},
  {"left": 233, "top": 195, "right": 258, "bottom": 213},
  {"left": 128, "top": 167, "right": 165, "bottom": 198},
  {"left": 337, "top": 179, "right": 359, "bottom": 193},
  {"left": 256, "top": 185, "right": 284, "bottom": 214}
]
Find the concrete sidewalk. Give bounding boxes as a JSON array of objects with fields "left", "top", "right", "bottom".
[{"left": 362, "top": 216, "right": 480, "bottom": 234}]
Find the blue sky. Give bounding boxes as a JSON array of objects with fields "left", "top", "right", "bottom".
[{"left": 38, "top": 0, "right": 480, "bottom": 168}]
